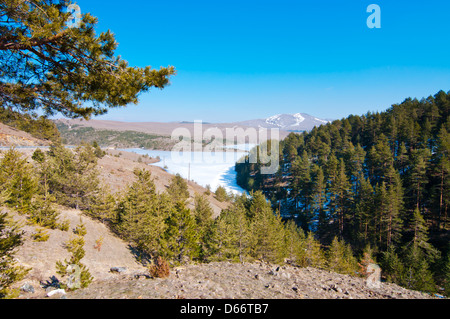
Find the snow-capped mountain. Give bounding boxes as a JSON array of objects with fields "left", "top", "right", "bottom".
[{"left": 236, "top": 113, "right": 332, "bottom": 132}]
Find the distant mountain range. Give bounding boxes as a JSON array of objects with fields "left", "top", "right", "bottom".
[
  {"left": 235, "top": 113, "right": 332, "bottom": 132},
  {"left": 55, "top": 112, "right": 333, "bottom": 147}
]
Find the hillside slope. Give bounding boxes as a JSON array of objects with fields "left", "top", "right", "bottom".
[{"left": 0, "top": 123, "right": 51, "bottom": 147}]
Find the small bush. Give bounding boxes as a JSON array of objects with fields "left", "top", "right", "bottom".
[
  {"left": 149, "top": 256, "right": 170, "bottom": 278},
  {"left": 32, "top": 228, "right": 50, "bottom": 242}
]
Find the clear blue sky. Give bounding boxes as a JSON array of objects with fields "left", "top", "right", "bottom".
[{"left": 73, "top": 0, "right": 450, "bottom": 123}]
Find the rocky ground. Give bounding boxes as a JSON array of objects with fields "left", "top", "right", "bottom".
[{"left": 18, "top": 261, "right": 437, "bottom": 300}]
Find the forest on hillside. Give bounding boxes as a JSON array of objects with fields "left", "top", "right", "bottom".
[{"left": 236, "top": 90, "right": 450, "bottom": 294}]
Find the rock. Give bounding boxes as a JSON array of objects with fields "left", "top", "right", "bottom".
[
  {"left": 20, "top": 283, "right": 35, "bottom": 293},
  {"left": 47, "top": 289, "right": 66, "bottom": 298},
  {"left": 110, "top": 267, "right": 127, "bottom": 273}
]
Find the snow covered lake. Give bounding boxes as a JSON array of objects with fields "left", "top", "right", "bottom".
[{"left": 122, "top": 144, "right": 255, "bottom": 194}]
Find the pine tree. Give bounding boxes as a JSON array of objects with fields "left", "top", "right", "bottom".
[
  {"left": 46, "top": 143, "right": 101, "bottom": 210},
  {"left": 431, "top": 127, "right": 450, "bottom": 229},
  {"left": 327, "top": 158, "right": 352, "bottom": 240},
  {"left": 167, "top": 174, "right": 190, "bottom": 203},
  {"left": 0, "top": 149, "right": 38, "bottom": 213},
  {"left": 206, "top": 203, "right": 251, "bottom": 262},
  {"left": 311, "top": 165, "right": 327, "bottom": 235},
  {"left": 283, "top": 220, "right": 307, "bottom": 266},
  {"left": 116, "top": 169, "right": 167, "bottom": 255},
  {"left": 215, "top": 185, "right": 228, "bottom": 202},
  {"left": 56, "top": 235, "right": 93, "bottom": 290},
  {"left": 408, "top": 148, "right": 431, "bottom": 212},
  {"left": 0, "top": 212, "right": 29, "bottom": 298},
  {"left": 29, "top": 197, "right": 60, "bottom": 229},
  {"left": 193, "top": 193, "right": 214, "bottom": 228},
  {"left": 353, "top": 173, "right": 375, "bottom": 250},
  {"left": 162, "top": 202, "right": 199, "bottom": 265},
  {"left": 381, "top": 246, "right": 405, "bottom": 285},
  {"left": 248, "top": 191, "right": 285, "bottom": 263},
  {"left": 0, "top": 0, "right": 175, "bottom": 119},
  {"left": 326, "top": 237, "right": 358, "bottom": 276},
  {"left": 303, "top": 231, "right": 326, "bottom": 268},
  {"left": 408, "top": 208, "right": 440, "bottom": 261},
  {"left": 402, "top": 243, "right": 436, "bottom": 293}
]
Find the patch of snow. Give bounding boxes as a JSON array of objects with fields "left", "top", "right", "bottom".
[
  {"left": 314, "top": 117, "right": 329, "bottom": 124},
  {"left": 292, "top": 113, "right": 305, "bottom": 126},
  {"left": 265, "top": 114, "right": 282, "bottom": 126}
]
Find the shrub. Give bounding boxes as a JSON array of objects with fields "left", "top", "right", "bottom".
[{"left": 149, "top": 256, "right": 170, "bottom": 278}]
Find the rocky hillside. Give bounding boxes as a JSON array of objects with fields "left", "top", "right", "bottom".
[{"left": 0, "top": 123, "right": 51, "bottom": 147}]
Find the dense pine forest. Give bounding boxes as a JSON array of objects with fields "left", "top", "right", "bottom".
[{"left": 236, "top": 90, "right": 450, "bottom": 294}]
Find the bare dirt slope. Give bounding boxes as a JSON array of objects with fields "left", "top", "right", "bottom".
[{"left": 0, "top": 123, "right": 50, "bottom": 147}]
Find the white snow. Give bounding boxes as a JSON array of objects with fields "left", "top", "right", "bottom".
[
  {"left": 123, "top": 148, "right": 249, "bottom": 194},
  {"left": 292, "top": 113, "right": 306, "bottom": 126},
  {"left": 265, "top": 114, "right": 282, "bottom": 126}
]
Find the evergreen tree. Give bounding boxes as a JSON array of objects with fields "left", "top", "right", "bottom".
[
  {"left": 0, "top": 149, "right": 38, "bottom": 213},
  {"left": 303, "top": 231, "right": 326, "bottom": 268},
  {"left": 402, "top": 243, "right": 436, "bottom": 293},
  {"left": 193, "top": 193, "right": 214, "bottom": 228},
  {"left": 283, "top": 219, "right": 307, "bottom": 266},
  {"left": 311, "top": 165, "right": 327, "bottom": 235},
  {"left": 56, "top": 235, "right": 93, "bottom": 290},
  {"left": 381, "top": 246, "right": 405, "bottom": 285},
  {"left": 45, "top": 143, "right": 101, "bottom": 210},
  {"left": 206, "top": 203, "right": 251, "bottom": 262},
  {"left": 408, "top": 148, "right": 431, "bottom": 212},
  {"left": 248, "top": 191, "right": 285, "bottom": 263},
  {"left": 408, "top": 208, "right": 440, "bottom": 261},
  {"left": 328, "top": 158, "right": 352, "bottom": 240},
  {"left": 215, "top": 185, "right": 228, "bottom": 202},
  {"left": 167, "top": 174, "right": 190, "bottom": 203},
  {"left": 431, "top": 127, "right": 450, "bottom": 229},
  {"left": 326, "top": 237, "right": 358, "bottom": 276},
  {"left": 116, "top": 169, "right": 167, "bottom": 255},
  {"left": 0, "top": 0, "right": 175, "bottom": 119},
  {"left": 0, "top": 212, "right": 29, "bottom": 299},
  {"left": 162, "top": 202, "right": 199, "bottom": 265}
]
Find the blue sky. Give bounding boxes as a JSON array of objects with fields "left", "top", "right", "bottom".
[{"left": 73, "top": 0, "right": 450, "bottom": 123}]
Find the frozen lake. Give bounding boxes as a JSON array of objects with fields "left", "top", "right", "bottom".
[{"left": 122, "top": 145, "right": 254, "bottom": 194}]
